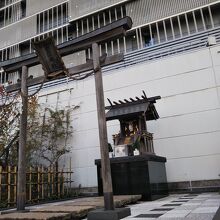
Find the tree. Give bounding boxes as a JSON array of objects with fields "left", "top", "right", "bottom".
[
  {"left": 0, "top": 91, "right": 73, "bottom": 167},
  {"left": 27, "top": 96, "right": 73, "bottom": 166},
  {"left": 0, "top": 85, "right": 20, "bottom": 166}
]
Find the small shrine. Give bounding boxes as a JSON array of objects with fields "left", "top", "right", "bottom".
[
  {"left": 105, "top": 91, "right": 161, "bottom": 157},
  {"left": 95, "top": 91, "right": 168, "bottom": 200}
]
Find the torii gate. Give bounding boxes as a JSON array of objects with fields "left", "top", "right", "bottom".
[{"left": 1, "top": 17, "right": 132, "bottom": 219}]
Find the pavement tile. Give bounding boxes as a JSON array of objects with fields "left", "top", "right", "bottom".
[
  {"left": 158, "top": 218, "right": 184, "bottom": 220},
  {"left": 192, "top": 206, "right": 219, "bottom": 214},
  {"left": 159, "top": 212, "right": 188, "bottom": 218},
  {"left": 129, "top": 210, "right": 167, "bottom": 217},
  {"left": 167, "top": 210, "right": 191, "bottom": 214},
  {"left": 162, "top": 204, "right": 182, "bottom": 207},
  {"left": 135, "top": 213, "right": 164, "bottom": 218},
  {"left": 206, "top": 199, "right": 220, "bottom": 202},
  {"left": 151, "top": 208, "right": 173, "bottom": 211},
  {"left": 200, "top": 203, "right": 220, "bottom": 207},
  {"left": 188, "top": 199, "right": 205, "bottom": 201},
  {"left": 185, "top": 213, "right": 215, "bottom": 220},
  {"left": 183, "top": 196, "right": 198, "bottom": 198},
  {"left": 126, "top": 218, "right": 156, "bottom": 220},
  {"left": 173, "top": 206, "right": 198, "bottom": 211},
  {"left": 159, "top": 209, "right": 190, "bottom": 218},
  {"left": 122, "top": 193, "right": 220, "bottom": 220},
  {"left": 181, "top": 203, "right": 201, "bottom": 206},
  {"left": 197, "top": 195, "right": 216, "bottom": 198},
  {"left": 131, "top": 210, "right": 166, "bottom": 215},
  {"left": 172, "top": 200, "right": 190, "bottom": 203}
]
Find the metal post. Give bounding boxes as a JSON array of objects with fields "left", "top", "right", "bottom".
[
  {"left": 17, "top": 65, "right": 28, "bottom": 211},
  {"left": 92, "top": 43, "right": 114, "bottom": 211}
]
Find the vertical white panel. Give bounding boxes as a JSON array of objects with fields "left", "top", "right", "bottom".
[
  {"left": 69, "top": 0, "right": 129, "bottom": 21},
  {"left": 192, "top": 11, "right": 198, "bottom": 32},
  {"left": 126, "top": 0, "right": 215, "bottom": 28},
  {"left": 26, "top": 0, "right": 67, "bottom": 16},
  {"left": 208, "top": 6, "right": 214, "bottom": 28},
  {"left": 200, "top": 8, "right": 206, "bottom": 30}
]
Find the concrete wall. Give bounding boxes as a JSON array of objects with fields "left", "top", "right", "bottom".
[
  {"left": 126, "top": 0, "right": 219, "bottom": 28},
  {"left": 69, "top": 0, "right": 129, "bottom": 21},
  {"left": 26, "top": 0, "right": 67, "bottom": 16},
  {"left": 0, "top": 16, "right": 36, "bottom": 49},
  {"left": 37, "top": 44, "right": 220, "bottom": 188}
]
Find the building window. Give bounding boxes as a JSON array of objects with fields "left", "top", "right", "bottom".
[
  {"left": 0, "top": 0, "right": 26, "bottom": 28},
  {"left": 37, "top": 2, "right": 68, "bottom": 34}
]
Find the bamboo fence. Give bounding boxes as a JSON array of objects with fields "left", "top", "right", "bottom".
[{"left": 0, "top": 163, "right": 73, "bottom": 207}]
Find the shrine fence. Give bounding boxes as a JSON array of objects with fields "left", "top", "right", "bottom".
[{"left": 0, "top": 165, "right": 73, "bottom": 208}]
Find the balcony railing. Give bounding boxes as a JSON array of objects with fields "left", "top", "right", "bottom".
[
  {"left": 17, "top": 24, "right": 219, "bottom": 97},
  {"left": 0, "top": 0, "right": 22, "bottom": 10}
]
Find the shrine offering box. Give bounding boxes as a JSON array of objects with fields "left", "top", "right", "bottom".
[{"left": 95, "top": 154, "right": 169, "bottom": 201}]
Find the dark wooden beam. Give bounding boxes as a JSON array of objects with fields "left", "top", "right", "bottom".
[
  {"left": 148, "top": 96, "right": 161, "bottom": 103},
  {"left": 5, "top": 53, "right": 124, "bottom": 93},
  {"left": 17, "top": 66, "right": 28, "bottom": 211},
  {"left": 107, "top": 98, "right": 113, "bottom": 107},
  {"left": 1, "top": 53, "right": 38, "bottom": 73},
  {"left": 1, "top": 17, "right": 132, "bottom": 73},
  {"left": 142, "top": 90, "right": 147, "bottom": 99},
  {"left": 32, "top": 37, "right": 68, "bottom": 78},
  {"left": 60, "top": 16, "right": 132, "bottom": 56},
  {"left": 119, "top": 100, "right": 125, "bottom": 104},
  {"left": 92, "top": 42, "right": 114, "bottom": 210},
  {"left": 113, "top": 101, "right": 120, "bottom": 105},
  {"left": 105, "top": 96, "right": 161, "bottom": 110}
]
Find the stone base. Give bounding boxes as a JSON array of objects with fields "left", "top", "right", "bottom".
[
  {"left": 213, "top": 206, "right": 220, "bottom": 220},
  {"left": 168, "top": 179, "right": 220, "bottom": 193},
  {"left": 95, "top": 155, "right": 168, "bottom": 201},
  {"left": 87, "top": 208, "right": 131, "bottom": 220}
]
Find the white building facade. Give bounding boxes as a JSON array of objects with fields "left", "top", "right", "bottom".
[{"left": 1, "top": 0, "right": 220, "bottom": 192}]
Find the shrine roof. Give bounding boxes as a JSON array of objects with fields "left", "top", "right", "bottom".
[{"left": 105, "top": 91, "right": 161, "bottom": 121}]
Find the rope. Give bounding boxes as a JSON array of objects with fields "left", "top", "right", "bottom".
[
  {"left": 27, "top": 77, "right": 46, "bottom": 98},
  {"left": 66, "top": 70, "right": 94, "bottom": 81}
]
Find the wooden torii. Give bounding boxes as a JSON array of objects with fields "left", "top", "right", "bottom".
[{"left": 1, "top": 17, "right": 133, "bottom": 216}]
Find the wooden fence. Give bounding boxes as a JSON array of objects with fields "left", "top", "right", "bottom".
[{"left": 0, "top": 164, "right": 73, "bottom": 207}]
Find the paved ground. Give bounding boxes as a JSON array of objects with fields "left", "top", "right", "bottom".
[
  {"left": 0, "top": 195, "right": 141, "bottom": 219},
  {"left": 122, "top": 193, "right": 220, "bottom": 220},
  {"left": 0, "top": 193, "right": 219, "bottom": 219}
]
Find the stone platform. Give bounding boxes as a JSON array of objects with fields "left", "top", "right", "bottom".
[
  {"left": 95, "top": 155, "right": 168, "bottom": 201},
  {"left": 0, "top": 195, "right": 141, "bottom": 220}
]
